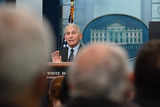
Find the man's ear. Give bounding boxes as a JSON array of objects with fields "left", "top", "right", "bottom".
[
  {"left": 64, "top": 34, "right": 67, "bottom": 41},
  {"left": 79, "top": 33, "right": 83, "bottom": 40}
]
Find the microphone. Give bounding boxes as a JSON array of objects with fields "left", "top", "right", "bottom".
[
  {"left": 63, "top": 39, "right": 68, "bottom": 48},
  {"left": 62, "top": 37, "right": 68, "bottom": 49}
]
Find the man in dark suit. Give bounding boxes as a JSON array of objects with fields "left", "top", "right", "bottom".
[
  {"left": 134, "top": 40, "right": 160, "bottom": 107},
  {"left": 52, "top": 23, "right": 83, "bottom": 62}
]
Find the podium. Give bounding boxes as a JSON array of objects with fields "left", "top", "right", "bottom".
[{"left": 47, "top": 62, "right": 71, "bottom": 79}]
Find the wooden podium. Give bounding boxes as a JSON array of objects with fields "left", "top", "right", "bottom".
[{"left": 47, "top": 62, "right": 72, "bottom": 79}]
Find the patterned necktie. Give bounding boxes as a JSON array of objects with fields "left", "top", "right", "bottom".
[{"left": 68, "top": 48, "right": 74, "bottom": 62}]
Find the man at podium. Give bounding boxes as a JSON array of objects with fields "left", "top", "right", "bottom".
[{"left": 52, "top": 23, "right": 83, "bottom": 63}]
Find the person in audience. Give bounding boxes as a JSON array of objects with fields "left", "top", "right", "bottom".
[
  {"left": 48, "top": 77, "right": 64, "bottom": 107},
  {"left": 59, "top": 76, "right": 70, "bottom": 105},
  {"left": 52, "top": 23, "right": 83, "bottom": 62},
  {"left": 134, "top": 40, "right": 160, "bottom": 107},
  {"left": 0, "top": 4, "right": 54, "bottom": 107},
  {"left": 67, "top": 43, "right": 135, "bottom": 107}
]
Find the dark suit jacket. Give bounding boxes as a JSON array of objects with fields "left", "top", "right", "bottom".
[
  {"left": 59, "top": 44, "right": 82, "bottom": 62},
  {"left": 134, "top": 95, "right": 160, "bottom": 107},
  {"left": 65, "top": 97, "right": 138, "bottom": 107}
]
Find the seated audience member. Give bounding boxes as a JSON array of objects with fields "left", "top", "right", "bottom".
[
  {"left": 134, "top": 40, "right": 160, "bottom": 107},
  {"left": 67, "top": 43, "right": 135, "bottom": 107},
  {"left": 0, "top": 4, "right": 54, "bottom": 107},
  {"left": 48, "top": 77, "right": 64, "bottom": 107},
  {"left": 52, "top": 23, "right": 83, "bottom": 63}
]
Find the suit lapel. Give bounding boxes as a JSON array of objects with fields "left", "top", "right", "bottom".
[
  {"left": 60, "top": 44, "right": 83, "bottom": 62},
  {"left": 60, "top": 47, "right": 68, "bottom": 62}
]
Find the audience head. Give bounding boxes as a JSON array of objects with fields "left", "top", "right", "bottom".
[
  {"left": 68, "top": 42, "right": 132, "bottom": 103},
  {"left": 59, "top": 76, "right": 70, "bottom": 105},
  {"left": 49, "top": 77, "right": 64, "bottom": 107},
  {"left": 135, "top": 40, "right": 160, "bottom": 99},
  {"left": 64, "top": 23, "right": 82, "bottom": 48},
  {"left": 0, "top": 4, "right": 54, "bottom": 107}
]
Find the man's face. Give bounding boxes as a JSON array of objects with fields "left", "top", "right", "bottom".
[{"left": 64, "top": 26, "right": 82, "bottom": 48}]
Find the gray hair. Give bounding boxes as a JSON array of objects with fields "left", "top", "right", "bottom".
[
  {"left": 64, "top": 23, "right": 81, "bottom": 35},
  {"left": 68, "top": 42, "right": 131, "bottom": 103},
  {"left": 0, "top": 4, "right": 54, "bottom": 99}
]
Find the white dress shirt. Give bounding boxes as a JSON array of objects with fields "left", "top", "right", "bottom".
[{"left": 68, "top": 43, "right": 80, "bottom": 59}]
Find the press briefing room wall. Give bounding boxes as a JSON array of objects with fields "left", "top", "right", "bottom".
[{"left": 43, "top": 0, "right": 63, "bottom": 50}]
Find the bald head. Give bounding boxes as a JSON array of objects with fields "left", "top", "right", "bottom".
[
  {"left": 0, "top": 4, "right": 54, "bottom": 100},
  {"left": 68, "top": 43, "right": 131, "bottom": 103}
]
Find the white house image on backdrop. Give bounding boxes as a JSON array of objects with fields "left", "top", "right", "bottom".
[{"left": 90, "top": 23, "right": 143, "bottom": 45}]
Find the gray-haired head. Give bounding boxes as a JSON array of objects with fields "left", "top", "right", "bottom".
[
  {"left": 0, "top": 4, "right": 54, "bottom": 100},
  {"left": 64, "top": 23, "right": 81, "bottom": 35},
  {"left": 68, "top": 42, "right": 132, "bottom": 103},
  {"left": 64, "top": 23, "right": 82, "bottom": 48}
]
